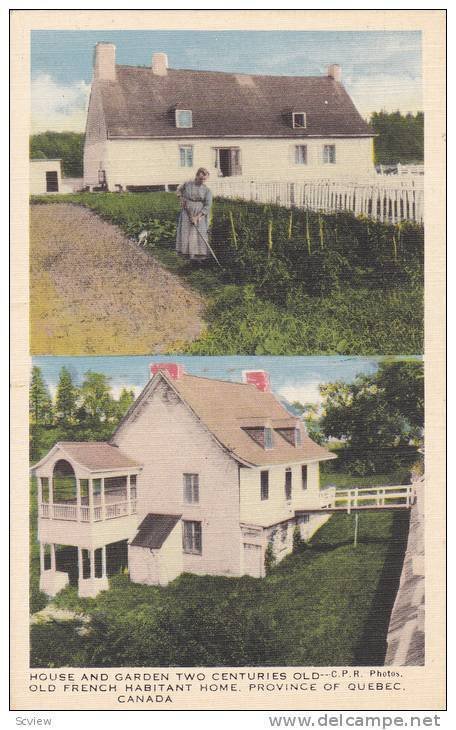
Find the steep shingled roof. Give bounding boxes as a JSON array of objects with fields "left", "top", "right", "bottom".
[
  {"left": 98, "top": 66, "right": 373, "bottom": 139},
  {"left": 122, "top": 372, "right": 335, "bottom": 467}
]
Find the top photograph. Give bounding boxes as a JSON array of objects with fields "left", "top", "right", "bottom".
[{"left": 29, "top": 30, "right": 424, "bottom": 356}]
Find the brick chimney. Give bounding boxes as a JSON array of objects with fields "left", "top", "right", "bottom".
[
  {"left": 150, "top": 363, "right": 185, "bottom": 380},
  {"left": 327, "top": 64, "right": 342, "bottom": 82},
  {"left": 152, "top": 52, "right": 168, "bottom": 76},
  {"left": 94, "top": 42, "right": 116, "bottom": 81},
  {"left": 242, "top": 370, "right": 270, "bottom": 393}
]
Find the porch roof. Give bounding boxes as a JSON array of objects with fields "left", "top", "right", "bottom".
[
  {"left": 32, "top": 441, "right": 142, "bottom": 473},
  {"left": 131, "top": 514, "right": 182, "bottom": 549}
]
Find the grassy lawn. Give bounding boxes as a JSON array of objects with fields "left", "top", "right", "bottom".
[
  {"left": 30, "top": 506, "right": 410, "bottom": 667},
  {"left": 30, "top": 193, "right": 423, "bottom": 355}
]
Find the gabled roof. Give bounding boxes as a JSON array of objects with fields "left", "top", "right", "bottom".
[
  {"left": 31, "top": 441, "right": 142, "bottom": 473},
  {"left": 114, "top": 372, "right": 335, "bottom": 467},
  {"left": 131, "top": 514, "right": 182, "bottom": 549},
  {"left": 97, "top": 66, "right": 373, "bottom": 139}
]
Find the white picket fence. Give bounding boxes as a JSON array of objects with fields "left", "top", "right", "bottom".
[{"left": 210, "top": 178, "right": 424, "bottom": 225}]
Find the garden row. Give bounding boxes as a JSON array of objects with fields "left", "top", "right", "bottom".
[
  {"left": 32, "top": 192, "right": 423, "bottom": 301},
  {"left": 30, "top": 193, "right": 424, "bottom": 354}
]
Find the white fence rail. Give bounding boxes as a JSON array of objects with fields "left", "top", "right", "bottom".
[
  {"left": 210, "top": 178, "right": 424, "bottom": 224},
  {"left": 40, "top": 501, "right": 136, "bottom": 522},
  {"left": 319, "top": 484, "right": 415, "bottom": 512}
]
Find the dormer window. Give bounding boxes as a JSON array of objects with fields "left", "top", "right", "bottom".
[
  {"left": 292, "top": 112, "right": 307, "bottom": 129},
  {"left": 264, "top": 427, "right": 273, "bottom": 450},
  {"left": 295, "top": 428, "right": 302, "bottom": 447},
  {"left": 176, "top": 109, "right": 193, "bottom": 128}
]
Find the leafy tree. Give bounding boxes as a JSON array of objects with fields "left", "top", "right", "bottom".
[
  {"left": 320, "top": 360, "right": 424, "bottom": 474},
  {"left": 79, "top": 371, "right": 115, "bottom": 427},
  {"left": 30, "top": 132, "right": 85, "bottom": 177},
  {"left": 370, "top": 111, "right": 424, "bottom": 165},
  {"left": 55, "top": 367, "right": 79, "bottom": 426},
  {"left": 30, "top": 366, "right": 53, "bottom": 425},
  {"left": 113, "top": 387, "right": 136, "bottom": 420}
]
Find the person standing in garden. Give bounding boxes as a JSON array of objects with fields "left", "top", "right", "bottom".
[{"left": 176, "top": 168, "right": 212, "bottom": 261}]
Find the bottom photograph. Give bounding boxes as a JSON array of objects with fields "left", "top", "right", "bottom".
[{"left": 29, "top": 355, "right": 424, "bottom": 668}]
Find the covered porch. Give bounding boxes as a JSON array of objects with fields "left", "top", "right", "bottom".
[{"left": 32, "top": 441, "right": 142, "bottom": 597}]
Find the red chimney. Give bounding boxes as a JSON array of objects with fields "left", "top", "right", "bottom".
[
  {"left": 242, "top": 370, "right": 270, "bottom": 392},
  {"left": 150, "top": 363, "right": 185, "bottom": 380}
]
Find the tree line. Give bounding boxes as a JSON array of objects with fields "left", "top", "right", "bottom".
[
  {"left": 30, "top": 366, "right": 135, "bottom": 460},
  {"left": 29, "top": 112, "right": 424, "bottom": 179},
  {"left": 371, "top": 111, "right": 424, "bottom": 166},
  {"left": 30, "top": 360, "right": 424, "bottom": 475}
]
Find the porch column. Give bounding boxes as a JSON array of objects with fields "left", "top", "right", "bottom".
[
  {"left": 101, "top": 477, "right": 106, "bottom": 520},
  {"left": 101, "top": 546, "right": 107, "bottom": 579},
  {"left": 127, "top": 474, "right": 131, "bottom": 514},
  {"left": 88, "top": 478, "right": 93, "bottom": 522},
  {"left": 49, "top": 476, "right": 54, "bottom": 519},
  {"left": 77, "top": 547, "right": 83, "bottom": 582},
  {"left": 89, "top": 549, "right": 95, "bottom": 580},
  {"left": 39, "top": 543, "right": 45, "bottom": 574},
  {"left": 76, "top": 478, "right": 81, "bottom": 522},
  {"left": 50, "top": 543, "right": 56, "bottom": 572}
]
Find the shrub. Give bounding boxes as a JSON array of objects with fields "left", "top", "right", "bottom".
[
  {"left": 292, "top": 525, "right": 306, "bottom": 553},
  {"left": 264, "top": 541, "right": 276, "bottom": 574}
]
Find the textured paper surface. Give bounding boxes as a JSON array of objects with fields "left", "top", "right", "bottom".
[{"left": 10, "top": 9, "right": 446, "bottom": 711}]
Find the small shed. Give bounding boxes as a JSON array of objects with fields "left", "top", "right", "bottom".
[{"left": 30, "top": 159, "right": 63, "bottom": 194}]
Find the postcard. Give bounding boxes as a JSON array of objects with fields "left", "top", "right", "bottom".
[{"left": 10, "top": 9, "right": 446, "bottom": 712}]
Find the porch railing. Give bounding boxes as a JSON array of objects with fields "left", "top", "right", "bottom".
[
  {"left": 40, "top": 500, "right": 137, "bottom": 522},
  {"left": 319, "top": 484, "right": 415, "bottom": 512}
]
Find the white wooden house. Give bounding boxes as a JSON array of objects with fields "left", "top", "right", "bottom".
[
  {"left": 32, "top": 365, "right": 336, "bottom": 598},
  {"left": 83, "top": 43, "right": 375, "bottom": 191}
]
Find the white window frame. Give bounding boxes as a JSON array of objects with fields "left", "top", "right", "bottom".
[
  {"left": 292, "top": 112, "right": 307, "bottom": 129},
  {"left": 182, "top": 520, "right": 202, "bottom": 554},
  {"left": 175, "top": 109, "right": 193, "bottom": 128},
  {"left": 294, "top": 145, "right": 308, "bottom": 165},
  {"left": 264, "top": 427, "right": 273, "bottom": 450},
  {"left": 323, "top": 144, "right": 336, "bottom": 164},
  {"left": 183, "top": 473, "right": 199, "bottom": 504},
  {"left": 179, "top": 145, "right": 194, "bottom": 168}
]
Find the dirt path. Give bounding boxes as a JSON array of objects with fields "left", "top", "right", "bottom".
[{"left": 30, "top": 204, "right": 205, "bottom": 354}]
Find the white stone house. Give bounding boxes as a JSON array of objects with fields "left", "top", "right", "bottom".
[
  {"left": 83, "top": 43, "right": 375, "bottom": 191},
  {"left": 32, "top": 365, "right": 336, "bottom": 598}
]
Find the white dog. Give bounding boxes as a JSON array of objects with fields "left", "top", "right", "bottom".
[{"left": 137, "top": 230, "right": 149, "bottom": 247}]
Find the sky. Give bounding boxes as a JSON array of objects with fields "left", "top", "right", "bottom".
[
  {"left": 31, "top": 30, "right": 422, "bottom": 134},
  {"left": 32, "top": 355, "right": 419, "bottom": 408}
]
